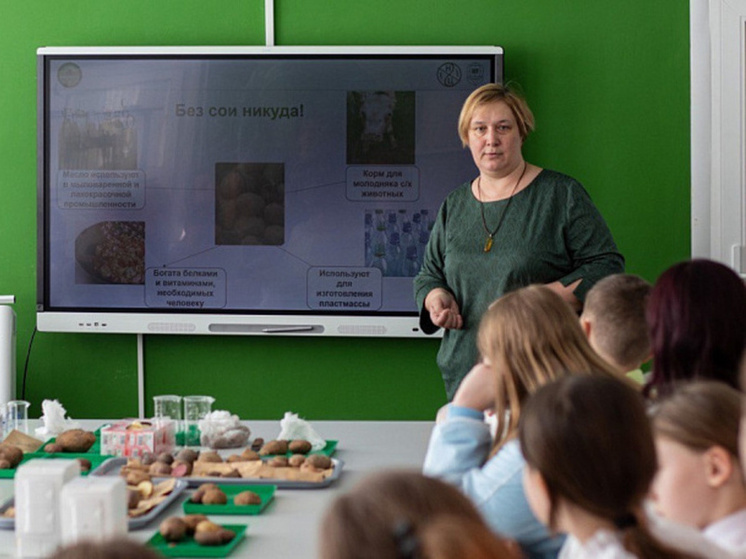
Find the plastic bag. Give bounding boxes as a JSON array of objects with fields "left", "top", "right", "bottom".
[
  {"left": 198, "top": 410, "right": 251, "bottom": 449},
  {"left": 277, "top": 411, "right": 326, "bottom": 451}
]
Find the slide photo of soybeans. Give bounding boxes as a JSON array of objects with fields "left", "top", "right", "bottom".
[{"left": 214, "top": 162, "right": 285, "bottom": 246}]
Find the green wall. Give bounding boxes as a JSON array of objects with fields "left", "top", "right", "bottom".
[{"left": 1, "top": 1, "right": 689, "bottom": 420}]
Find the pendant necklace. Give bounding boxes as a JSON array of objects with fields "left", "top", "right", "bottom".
[{"left": 477, "top": 161, "right": 528, "bottom": 253}]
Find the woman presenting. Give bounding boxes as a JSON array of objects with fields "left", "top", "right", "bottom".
[{"left": 414, "top": 83, "right": 624, "bottom": 399}]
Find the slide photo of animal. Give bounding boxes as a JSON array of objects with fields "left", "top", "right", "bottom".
[{"left": 346, "top": 91, "right": 415, "bottom": 165}]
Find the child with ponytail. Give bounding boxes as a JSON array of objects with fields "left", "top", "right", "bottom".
[{"left": 518, "top": 375, "right": 705, "bottom": 559}]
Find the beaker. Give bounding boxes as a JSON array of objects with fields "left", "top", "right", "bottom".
[
  {"left": 4, "top": 400, "right": 30, "bottom": 438},
  {"left": 153, "top": 394, "right": 183, "bottom": 446},
  {"left": 183, "top": 395, "right": 214, "bottom": 447}
]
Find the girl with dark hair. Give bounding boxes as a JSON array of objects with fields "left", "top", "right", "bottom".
[
  {"left": 519, "top": 375, "right": 706, "bottom": 559},
  {"left": 644, "top": 258, "right": 746, "bottom": 398}
]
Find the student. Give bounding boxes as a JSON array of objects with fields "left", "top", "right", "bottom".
[
  {"left": 423, "top": 284, "right": 622, "bottom": 559},
  {"left": 644, "top": 258, "right": 746, "bottom": 397},
  {"left": 318, "top": 469, "right": 517, "bottom": 559},
  {"left": 650, "top": 381, "right": 746, "bottom": 552},
  {"left": 579, "top": 273, "right": 652, "bottom": 383},
  {"left": 519, "top": 375, "right": 704, "bottom": 559}
]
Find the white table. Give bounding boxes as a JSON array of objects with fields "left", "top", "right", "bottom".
[{"left": 0, "top": 420, "right": 435, "bottom": 558}]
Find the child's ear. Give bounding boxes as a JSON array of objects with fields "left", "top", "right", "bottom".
[
  {"left": 704, "top": 445, "right": 734, "bottom": 488},
  {"left": 579, "top": 316, "right": 592, "bottom": 338}
]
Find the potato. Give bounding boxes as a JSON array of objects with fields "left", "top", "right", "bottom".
[
  {"left": 194, "top": 520, "right": 235, "bottom": 546},
  {"left": 267, "top": 456, "right": 288, "bottom": 468},
  {"left": 171, "top": 460, "right": 192, "bottom": 477},
  {"left": 305, "top": 454, "right": 332, "bottom": 470},
  {"left": 55, "top": 429, "right": 96, "bottom": 453},
  {"left": 197, "top": 451, "right": 223, "bottom": 463},
  {"left": 233, "top": 490, "right": 262, "bottom": 506},
  {"left": 149, "top": 461, "right": 172, "bottom": 476},
  {"left": 124, "top": 470, "right": 151, "bottom": 486},
  {"left": 250, "top": 437, "right": 264, "bottom": 451},
  {"left": 183, "top": 514, "right": 208, "bottom": 534},
  {"left": 201, "top": 488, "right": 228, "bottom": 505},
  {"left": 288, "top": 454, "right": 306, "bottom": 468},
  {"left": 288, "top": 440, "right": 312, "bottom": 454},
  {"left": 159, "top": 517, "right": 187, "bottom": 542},
  {"left": 0, "top": 459, "right": 11, "bottom": 470},
  {"left": 44, "top": 443, "right": 64, "bottom": 453},
  {"left": 259, "top": 440, "right": 288, "bottom": 456},
  {"left": 156, "top": 452, "right": 174, "bottom": 465},
  {"left": 175, "top": 448, "right": 199, "bottom": 463},
  {"left": 240, "top": 449, "right": 260, "bottom": 461},
  {"left": 0, "top": 444, "right": 23, "bottom": 468},
  {"left": 190, "top": 483, "right": 220, "bottom": 504},
  {"left": 76, "top": 458, "right": 92, "bottom": 473}
]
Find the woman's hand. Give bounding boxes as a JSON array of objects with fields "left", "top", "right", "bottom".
[
  {"left": 452, "top": 361, "right": 496, "bottom": 412},
  {"left": 425, "top": 288, "right": 463, "bottom": 330},
  {"left": 545, "top": 279, "right": 582, "bottom": 312}
]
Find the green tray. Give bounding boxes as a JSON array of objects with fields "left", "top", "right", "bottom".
[
  {"left": 183, "top": 484, "right": 275, "bottom": 515},
  {"left": 0, "top": 452, "right": 112, "bottom": 479},
  {"left": 147, "top": 523, "right": 247, "bottom": 557}
]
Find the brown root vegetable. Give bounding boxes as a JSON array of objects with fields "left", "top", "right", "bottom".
[
  {"left": 194, "top": 522, "right": 235, "bottom": 546},
  {"left": 197, "top": 451, "right": 223, "bottom": 463},
  {"left": 55, "top": 429, "right": 96, "bottom": 453},
  {"left": 288, "top": 440, "right": 312, "bottom": 454},
  {"left": 171, "top": 460, "right": 192, "bottom": 477},
  {"left": 259, "top": 440, "right": 288, "bottom": 456},
  {"left": 226, "top": 454, "right": 243, "bottom": 463},
  {"left": 240, "top": 449, "right": 260, "bottom": 461},
  {"left": 44, "top": 443, "right": 64, "bottom": 453},
  {"left": 267, "top": 456, "right": 288, "bottom": 468},
  {"left": 175, "top": 448, "right": 199, "bottom": 463},
  {"left": 156, "top": 452, "right": 174, "bottom": 465},
  {"left": 183, "top": 514, "right": 208, "bottom": 534},
  {"left": 76, "top": 458, "right": 92, "bottom": 473},
  {"left": 233, "top": 490, "right": 262, "bottom": 505},
  {"left": 288, "top": 454, "right": 306, "bottom": 468},
  {"left": 159, "top": 517, "right": 187, "bottom": 542},
  {"left": 201, "top": 488, "right": 228, "bottom": 505},
  {"left": 0, "top": 445, "right": 23, "bottom": 468},
  {"left": 149, "top": 461, "right": 172, "bottom": 476},
  {"left": 190, "top": 483, "right": 220, "bottom": 503},
  {"left": 0, "top": 459, "right": 11, "bottom": 469},
  {"left": 137, "top": 480, "right": 154, "bottom": 498},
  {"left": 124, "top": 470, "right": 151, "bottom": 486},
  {"left": 305, "top": 454, "right": 332, "bottom": 469},
  {"left": 250, "top": 437, "right": 264, "bottom": 451}
]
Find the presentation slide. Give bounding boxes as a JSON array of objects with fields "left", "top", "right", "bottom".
[{"left": 42, "top": 52, "right": 497, "bottom": 317}]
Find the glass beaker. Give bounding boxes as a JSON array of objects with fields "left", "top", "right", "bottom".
[
  {"left": 153, "top": 394, "right": 183, "bottom": 446},
  {"left": 183, "top": 395, "right": 214, "bottom": 447},
  {"left": 4, "top": 400, "right": 30, "bottom": 438}
]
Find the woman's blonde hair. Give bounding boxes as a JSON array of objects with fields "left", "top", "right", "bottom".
[
  {"left": 650, "top": 381, "right": 742, "bottom": 459},
  {"left": 478, "top": 285, "right": 621, "bottom": 452},
  {"left": 458, "top": 83, "right": 535, "bottom": 147}
]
